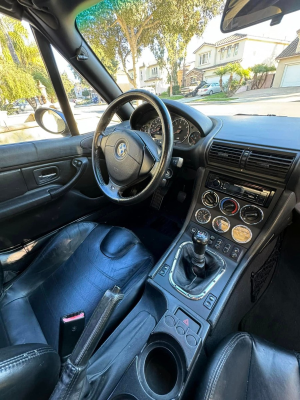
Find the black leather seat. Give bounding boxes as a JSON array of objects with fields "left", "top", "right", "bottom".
[
  {"left": 197, "top": 332, "right": 300, "bottom": 400},
  {"left": 0, "top": 222, "right": 153, "bottom": 399}
]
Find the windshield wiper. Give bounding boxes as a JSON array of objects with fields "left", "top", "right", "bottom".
[{"left": 235, "top": 113, "right": 285, "bottom": 117}]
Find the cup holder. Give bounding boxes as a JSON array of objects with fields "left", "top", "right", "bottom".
[
  {"left": 138, "top": 333, "right": 185, "bottom": 399},
  {"left": 144, "top": 347, "right": 178, "bottom": 395},
  {"left": 111, "top": 396, "right": 137, "bottom": 400}
]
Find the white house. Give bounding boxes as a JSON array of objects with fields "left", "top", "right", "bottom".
[
  {"left": 273, "top": 29, "right": 300, "bottom": 87},
  {"left": 186, "top": 33, "right": 289, "bottom": 85},
  {"left": 138, "top": 62, "right": 168, "bottom": 94}
]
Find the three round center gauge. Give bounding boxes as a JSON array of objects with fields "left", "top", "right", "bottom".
[{"left": 195, "top": 190, "right": 264, "bottom": 244}]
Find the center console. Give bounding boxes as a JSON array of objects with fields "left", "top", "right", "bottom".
[{"left": 85, "top": 166, "right": 289, "bottom": 400}]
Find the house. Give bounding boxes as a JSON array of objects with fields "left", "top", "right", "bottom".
[
  {"left": 273, "top": 30, "right": 300, "bottom": 87},
  {"left": 116, "top": 70, "right": 133, "bottom": 92},
  {"left": 74, "top": 83, "right": 83, "bottom": 99},
  {"left": 177, "top": 62, "right": 193, "bottom": 87},
  {"left": 139, "top": 62, "right": 168, "bottom": 95},
  {"left": 186, "top": 33, "right": 289, "bottom": 86}
]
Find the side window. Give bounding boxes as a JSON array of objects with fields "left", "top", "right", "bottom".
[
  {"left": 53, "top": 50, "right": 120, "bottom": 134},
  {"left": 0, "top": 14, "right": 62, "bottom": 145}
]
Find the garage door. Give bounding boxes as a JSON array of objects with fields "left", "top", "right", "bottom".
[
  {"left": 281, "top": 64, "right": 300, "bottom": 87},
  {"left": 205, "top": 75, "right": 220, "bottom": 84}
]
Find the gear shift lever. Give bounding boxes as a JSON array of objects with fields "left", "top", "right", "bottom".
[{"left": 192, "top": 231, "right": 208, "bottom": 270}]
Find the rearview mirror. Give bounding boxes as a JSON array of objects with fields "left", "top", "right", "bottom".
[
  {"left": 35, "top": 107, "right": 70, "bottom": 136},
  {"left": 221, "top": 0, "right": 300, "bottom": 33}
]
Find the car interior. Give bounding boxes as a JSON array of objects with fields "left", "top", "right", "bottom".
[{"left": 0, "top": 0, "right": 300, "bottom": 399}]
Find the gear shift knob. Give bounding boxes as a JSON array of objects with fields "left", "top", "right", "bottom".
[{"left": 192, "top": 231, "right": 208, "bottom": 258}]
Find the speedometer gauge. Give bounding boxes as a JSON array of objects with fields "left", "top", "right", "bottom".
[{"left": 173, "top": 118, "right": 189, "bottom": 143}]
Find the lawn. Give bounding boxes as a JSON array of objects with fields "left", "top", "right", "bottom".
[
  {"left": 159, "top": 94, "right": 184, "bottom": 100},
  {"left": 193, "top": 93, "right": 237, "bottom": 102}
]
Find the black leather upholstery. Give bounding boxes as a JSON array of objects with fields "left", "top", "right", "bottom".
[
  {"left": 0, "top": 343, "right": 60, "bottom": 400},
  {"left": 0, "top": 221, "right": 153, "bottom": 399},
  {"left": 198, "top": 332, "right": 300, "bottom": 400}
]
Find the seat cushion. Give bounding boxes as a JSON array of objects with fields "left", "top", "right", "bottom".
[
  {"left": 197, "top": 332, "right": 300, "bottom": 400},
  {"left": 0, "top": 222, "right": 153, "bottom": 350}
]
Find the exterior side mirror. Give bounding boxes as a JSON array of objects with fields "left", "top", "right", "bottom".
[{"left": 35, "top": 107, "right": 71, "bottom": 136}]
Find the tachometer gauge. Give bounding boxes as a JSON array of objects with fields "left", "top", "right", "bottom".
[
  {"left": 173, "top": 118, "right": 189, "bottom": 143},
  {"left": 232, "top": 225, "right": 252, "bottom": 243},
  {"left": 188, "top": 131, "right": 202, "bottom": 146},
  {"left": 150, "top": 117, "right": 162, "bottom": 137},
  {"left": 212, "top": 216, "right": 230, "bottom": 233},
  {"left": 195, "top": 208, "right": 211, "bottom": 224}
]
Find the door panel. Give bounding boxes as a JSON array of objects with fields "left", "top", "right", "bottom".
[{"left": 0, "top": 134, "right": 107, "bottom": 254}]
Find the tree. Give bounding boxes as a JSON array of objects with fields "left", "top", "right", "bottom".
[
  {"left": 214, "top": 62, "right": 250, "bottom": 97},
  {"left": 61, "top": 72, "right": 74, "bottom": 98},
  {"left": 150, "top": 0, "right": 222, "bottom": 95},
  {"left": 77, "top": 0, "right": 223, "bottom": 90},
  {"left": 82, "top": 88, "right": 90, "bottom": 98},
  {"left": 0, "top": 63, "right": 38, "bottom": 103},
  {"left": 0, "top": 15, "right": 51, "bottom": 109},
  {"left": 214, "top": 66, "right": 229, "bottom": 91},
  {"left": 250, "top": 63, "right": 276, "bottom": 89}
]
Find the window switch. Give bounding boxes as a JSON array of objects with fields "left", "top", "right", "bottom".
[
  {"left": 204, "top": 294, "right": 217, "bottom": 310},
  {"left": 159, "top": 264, "right": 169, "bottom": 276}
]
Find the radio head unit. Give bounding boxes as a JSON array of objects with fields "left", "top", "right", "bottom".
[{"left": 206, "top": 173, "right": 276, "bottom": 207}]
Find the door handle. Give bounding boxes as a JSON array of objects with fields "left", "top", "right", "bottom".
[
  {"left": 48, "top": 157, "right": 88, "bottom": 200},
  {"left": 38, "top": 173, "right": 57, "bottom": 179}
]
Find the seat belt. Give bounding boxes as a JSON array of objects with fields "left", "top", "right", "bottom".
[{"left": 50, "top": 286, "right": 124, "bottom": 400}]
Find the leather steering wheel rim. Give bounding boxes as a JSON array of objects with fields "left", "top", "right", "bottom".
[{"left": 92, "top": 89, "right": 173, "bottom": 205}]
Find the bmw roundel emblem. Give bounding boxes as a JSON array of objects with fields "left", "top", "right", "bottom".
[{"left": 116, "top": 142, "right": 127, "bottom": 158}]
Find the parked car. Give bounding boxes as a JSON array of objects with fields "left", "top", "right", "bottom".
[
  {"left": 197, "top": 83, "right": 222, "bottom": 96},
  {"left": 181, "top": 81, "right": 207, "bottom": 97},
  {"left": 141, "top": 86, "right": 156, "bottom": 95}
]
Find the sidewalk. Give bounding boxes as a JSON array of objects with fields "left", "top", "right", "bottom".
[{"left": 176, "top": 87, "right": 300, "bottom": 105}]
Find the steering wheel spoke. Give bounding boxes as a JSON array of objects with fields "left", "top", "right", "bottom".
[
  {"left": 92, "top": 89, "right": 173, "bottom": 204},
  {"left": 105, "top": 178, "right": 125, "bottom": 201}
]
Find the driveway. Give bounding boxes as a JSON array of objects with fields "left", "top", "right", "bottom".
[
  {"left": 191, "top": 100, "right": 299, "bottom": 118},
  {"left": 235, "top": 86, "right": 300, "bottom": 100}
]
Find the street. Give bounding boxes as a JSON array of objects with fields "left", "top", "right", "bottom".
[{"left": 0, "top": 94, "right": 299, "bottom": 145}]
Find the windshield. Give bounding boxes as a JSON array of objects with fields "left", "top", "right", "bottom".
[{"left": 76, "top": 1, "right": 300, "bottom": 118}]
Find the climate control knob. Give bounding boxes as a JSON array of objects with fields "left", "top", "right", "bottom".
[
  {"left": 202, "top": 190, "right": 219, "bottom": 208},
  {"left": 220, "top": 197, "right": 240, "bottom": 216},
  {"left": 240, "top": 205, "right": 264, "bottom": 225}
]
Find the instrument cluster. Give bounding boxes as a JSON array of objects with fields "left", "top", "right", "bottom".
[
  {"left": 195, "top": 190, "right": 264, "bottom": 244},
  {"left": 139, "top": 115, "right": 202, "bottom": 146}
]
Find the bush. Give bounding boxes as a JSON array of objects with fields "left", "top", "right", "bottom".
[
  {"left": 167, "top": 85, "right": 180, "bottom": 96},
  {"left": 160, "top": 91, "right": 168, "bottom": 97},
  {"left": 0, "top": 103, "right": 18, "bottom": 115}
]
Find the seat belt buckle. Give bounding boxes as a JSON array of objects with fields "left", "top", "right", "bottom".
[{"left": 59, "top": 311, "right": 85, "bottom": 363}]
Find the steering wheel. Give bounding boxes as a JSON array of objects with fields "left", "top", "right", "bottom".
[{"left": 92, "top": 90, "right": 173, "bottom": 204}]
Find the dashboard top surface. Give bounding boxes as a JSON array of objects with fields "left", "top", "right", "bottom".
[{"left": 214, "top": 115, "right": 300, "bottom": 151}]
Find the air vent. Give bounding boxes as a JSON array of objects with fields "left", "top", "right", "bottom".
[
  {"left": 245, "top": 150, "right": 295, "bottom": 178},
  {"left": 208, "top": 143, "right": 243, "bottom": 167}
]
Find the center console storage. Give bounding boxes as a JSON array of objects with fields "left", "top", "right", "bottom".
[{"left": 85, "top": 166, "right": 287, "bottom": 400}]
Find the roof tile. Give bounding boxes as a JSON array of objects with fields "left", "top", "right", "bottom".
[{"left": 276, "top": 37, "right": 300, "bottom": 59}]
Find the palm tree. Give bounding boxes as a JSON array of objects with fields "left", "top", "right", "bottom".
[
  {"left": 215, "top": 62, "right": 251, "bottom": 97},
  {"left": 0, "top": 16, "right": 50, "bottom": 109},
  {"left": 214, "top": 66, "right": 229, "bottom": 91}
]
